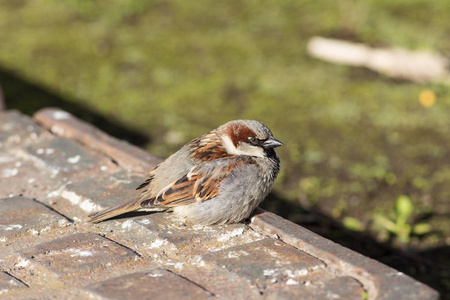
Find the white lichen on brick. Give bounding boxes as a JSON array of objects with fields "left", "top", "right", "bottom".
[
  {"left": 217, "top": 228, "right": 245, "bottom": 243},
  {"left": 68, "top": 249, "right": 94, "bottom": 257},
  {"left": 15, "top": 259, "right": 30, "bottom": 268},
  {"left": 51, "top": 125, "right": 65, "bottom": 135},
  {"left": 138, "top": 219, "right": 151, "bottom": 225},
  {"left": 61, "top": 190, "right": 83, "bottom": 205},
  {"left": 264, "top": 248, "right": 280, "bottom": 258},
  {"left": 47, "top": 186, "right": 65, "bottom": 198},
  {"left": 149, "top": 239, "right": 167, "bottom": 249},
  {"left": 52, "top": 111, "right": 71, "bottom": 120},
  {"left": 166, "top": 262, "right": 184, "bottom": 269},
  {"left": 2, "top": 168, "right": 18, "bottom": 178},
  {"left": 3, "top": 224, "right": 22, "bottom": 231},
  {"left": 58, "top": 219, "right": 69, "bottom": 227},
  {"left": 67, "top": 155, "right": 81, "bottom": 164},
  {"left": 298, "top": 269, "right": 309, "bottom": 276},
  {"left": 286, "top": 279, "right": 299, "bottom": 285},
  {"left": 263, "top": 269, "right": 276, "bottom": 276},
  {"left": 81, "top": 199, "right": 100, "bottom": 213},
  {"left": 121, "top": 220, "right": 134, "bottom": 229},
  {"left": 284, "top": 269, "right": 308, "bottom": 278},
  {"left": 51, "top": 189, "right": 100, "bottom": 213},
  {"left": 227, "top": 250, "right": 250, "bottom": 259}
]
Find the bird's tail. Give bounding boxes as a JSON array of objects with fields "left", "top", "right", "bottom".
[{"left": 87, "top": 199, "right": 141, "bottom": 223}]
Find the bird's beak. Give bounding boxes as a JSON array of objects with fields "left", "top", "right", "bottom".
[{"left": 263, "top": 137, "right": 283, "bottom": 148}]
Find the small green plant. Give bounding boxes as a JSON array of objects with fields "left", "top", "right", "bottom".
[
  {"left": 343, "top": 216, "right": 364, "bottom": 232},
  {"left": 372, "top": 195, "right": 431, "bottom": 244},
  {"left": 361, "top": 290, "right": 369, "bottom": 300}
]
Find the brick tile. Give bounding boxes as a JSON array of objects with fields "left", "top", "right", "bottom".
[
  {"left": 0, "top": 271, "right": 27, "bottom": 295},
  {"left": 318, "top": 276, "right": 365, "bottom": 300},
  {"left": 0, "top": 196, "right": 70, "bottom": 243},
  {"left": 42, "top": 170, "right": 145, "bottom": 221},
  {"left": 34, "top": 108, "right": 162, "bottom": 174},
  {"left": 84, "top": 268, "right": 212, "bottom": 300},
  {"left": 32, "top": 162, "right": 124, "bottom": 221},
  {"left": 179, "top": 241, "right": 363, "bottom": 299},
  {"left": 0, "top": 155, "right": 61, "bottom": 200},
  {"left": 132, "top": 215, "right": 264, "bottom": 256},
  {"left": 199, "top": 238, "right": 325, "bottom": 289},
  {"left": 0, "top": 111, "right": 45, "bottom": 148},
  {"left": 16, "top": 233, "right": 140, "bottom": 279},
  {"left": 250, "top": 209, "right": 440, "bottom": 300},
  {"left": 24, "top": 137, "right": 111, "bottom": 178},
  {"left": 62, "top": 170, "right": 144, "bottom": 212},
  {"left": 173, "top": 259, "right": 263, "bottom": 299},
  {"left": 264, "top": 276, "right": 364, "bottom": 300}
]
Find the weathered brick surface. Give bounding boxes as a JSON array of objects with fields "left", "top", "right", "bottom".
[
  {"left": 0, "top": 108, "right": 439, "bottom": 299},
  {"left": 34, "top": 107, "right": 162, "bottom": 174},
  {"left": 0, "top": 110, "right": 47, "bottom": 148},
  {"left": 174, "top": 260, "right": 264, "bottom": 299},
  {"left": 200, "top": 238, "right": 325, "bottom": 287},
  {"left": 84, "top": 268, "right": 212, "bottom": 300},
  {"left": 0, "top": 271, "right": 27, "bottom": 295},
  {"left": 15, "top": 233, "right": 140, "bottom": 279},
  {"left": 24, "top": 136, "right": 112, "bottom": 179},
  {"left": 128, "top": 215, "right": 264, "bottom": 257},
  {"left": 62, "top": 170, "right": 144, "bottom": 212},
  {"left": 250, "top": 208, "right": 439, "bottom": 300},
  {"left": 0, "top": 158, "right": 58, "bottom": 200},
  {"left": 0, "top": 196, "right": 70, "bottom": 242},
  {"left": 263, "top": 276, "right": 365, "bottom": 300}
]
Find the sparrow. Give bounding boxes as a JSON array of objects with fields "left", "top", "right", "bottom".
[{"left": 88, "top": 120, "right": 283, "bottom": 225}]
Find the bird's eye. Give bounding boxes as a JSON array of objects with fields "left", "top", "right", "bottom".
[{"left": 248, "top": 136, "right": 259, "bottom": 145}]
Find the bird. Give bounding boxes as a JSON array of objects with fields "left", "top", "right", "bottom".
[{"left": 87, "top": 120, "right": 283, "bottom": 225}]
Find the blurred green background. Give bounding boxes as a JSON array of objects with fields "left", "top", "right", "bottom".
[{"left": 1, "top": 0, "right": 449, "bottom": 296}]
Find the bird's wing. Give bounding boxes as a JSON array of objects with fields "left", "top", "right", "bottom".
[
  {"left": 139, "top": 156, "right": 253, "bottom": 208},
  {"left": 135, "top": 162, "right": 163, "bottom": 190}
]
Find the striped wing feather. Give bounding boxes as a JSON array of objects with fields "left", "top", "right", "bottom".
[{"left": 141, "top": 157, "right": 252, "bottom": 208}]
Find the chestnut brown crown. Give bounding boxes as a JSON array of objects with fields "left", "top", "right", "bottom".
[{"left": 219, "top": 120, "right": 283, "bottom": 157}]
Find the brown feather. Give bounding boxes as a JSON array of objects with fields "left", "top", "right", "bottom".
[
  {"left": 188, "top": 132, "right": 234, "bottom": 161},
  {"left": 87, "top": 199, "right": 142, "bottom": 223},
  {"left": 141, "top": 156, "right": 254, "bottom": 208},
  {"left": 223, "top": 122, "right": 258, "bottom": 148}
]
